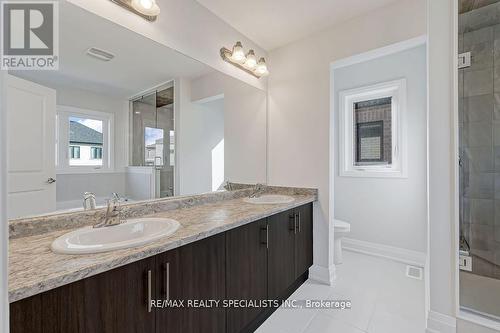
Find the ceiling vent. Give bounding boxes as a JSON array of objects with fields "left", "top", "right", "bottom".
[
  {"left": 86, "top": 47, "right": 115, "bottom": 62},
  {"left": 406, "top": 265, "right": 423, "bottom": 280}
]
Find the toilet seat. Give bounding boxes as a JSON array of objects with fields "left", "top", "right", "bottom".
[{"left": 334, "top": 219, "right": 350, "bottom": 233}]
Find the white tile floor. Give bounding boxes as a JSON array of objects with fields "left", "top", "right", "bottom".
[{"left": 256, "top": 250, "right": 426, "bottom": 333}]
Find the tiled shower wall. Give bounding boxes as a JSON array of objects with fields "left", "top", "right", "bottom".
[{"left": 459, "top": 1, "right": 500, "bottom": 279}]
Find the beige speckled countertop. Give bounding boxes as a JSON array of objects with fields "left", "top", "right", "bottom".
[{"left": 9, "top": 192, "right": 316, "bottom": 303}]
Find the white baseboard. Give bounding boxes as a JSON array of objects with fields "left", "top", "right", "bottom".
[
  {"left": 342, "top": 237, "right": 427, "bottom": 267},
  {"left": 427, "top": 311, "right": 457, "bottom": 333},
  {"left": 309, "top": 264, "right": 336, "bottom": 285}
]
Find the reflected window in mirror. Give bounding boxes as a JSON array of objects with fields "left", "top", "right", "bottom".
[
  {"left": 145, "top": 127, "right": 164, "bottom": 167},
  {"left": 56, "top": 106, "right": 114, "bottom": 173}
]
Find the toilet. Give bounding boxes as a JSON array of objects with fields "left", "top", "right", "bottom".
[{"left": 334, "top": 219, "right": 351, "bottom": 264}]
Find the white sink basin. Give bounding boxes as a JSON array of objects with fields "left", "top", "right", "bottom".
[
  {"left": 243, "top": 194, "right": 295, "bottom": 205},
  {"left": 51, "top": 218, "right": 180, "bottom": 255}
]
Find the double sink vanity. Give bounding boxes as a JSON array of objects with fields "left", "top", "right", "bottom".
[{"left": 9, "top": 186, "right": 316, "bottom": 333}]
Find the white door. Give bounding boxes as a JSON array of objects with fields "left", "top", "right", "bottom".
[{"left": 6, "top": 75, "right": 56, "bottom": 219}]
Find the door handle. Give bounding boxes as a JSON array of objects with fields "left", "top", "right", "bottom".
[
  {"left": 147, "top": 269, "right": 152, "bottom": 313},
  {"left": 47, "top": 177, "right": 56, "bottom": 184}
]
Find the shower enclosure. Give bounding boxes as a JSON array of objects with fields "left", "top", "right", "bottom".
[
  {"left": 459, "top": 0, "right": 500, "bottom": 320},
  {"left": 130, "top": 85, "right": 175, "bottom": 198}
]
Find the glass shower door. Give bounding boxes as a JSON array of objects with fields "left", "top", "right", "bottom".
[{"left": 130, "top": 86, "right": 175, "bottom": 198}]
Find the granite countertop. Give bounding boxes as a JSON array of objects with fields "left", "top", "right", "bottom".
[{"left": 9, "top": 193, "right": 316, "bottom": 303}]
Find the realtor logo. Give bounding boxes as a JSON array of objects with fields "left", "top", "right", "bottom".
[{"left": 1, "top": 1, "right": 59, "bottom": 70}]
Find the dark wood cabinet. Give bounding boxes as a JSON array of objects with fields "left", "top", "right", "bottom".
[
  {"left": 11, "top": 256, "right": 156, "bottom": 333},
  {"left": 156, "top": 233, "right": 226, "bottom": 333},
  {"left": 267, "top": 210, "right": 296, "bottom": 300},
  {"left": 10, "top": 203, "right": 313, "bottom": 333},
  {"left": 10, "top": 294, "right": 41, "bottom": 333},
  {"left": 41, "top": 279, "right": 86, "bottom": 333},
  {"left": 82, "top": 256, "right": 156, "bottom": 333},
  {"left": 295, "top": 203, "right": 313, "bottom": 279},
  {"left": 226, "top": 218, "right": 268, "bottom": 333}
]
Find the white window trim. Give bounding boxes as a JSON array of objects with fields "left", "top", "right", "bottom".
[
  {"left": 56, "top": 105, "right": 114, "bottom": 174},
  {"left": 339, "top": 78, "right": 407, "bottom": 178}
]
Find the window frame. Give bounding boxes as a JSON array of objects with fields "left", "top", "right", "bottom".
[
  {"left": 56, "top": 105, "right": 114, "bottom": 174},
  {"left": 339, "top": 79, "right": 407, "bottom": 178}
]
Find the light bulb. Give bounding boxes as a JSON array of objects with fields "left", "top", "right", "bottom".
[
  {"left": 231, "top": 41, "right": 246, "bottom": 63},
  {"left": 140, "top": 0, "right": 153, "bottom": 9},
  {"left": 244, "top": 50, "right": 257, "bottom": 69},
  {"left": 131, "top": 0, "right": 161, "bottom": 16},
  {"left": 255, "top": 58, "right": 269, "bottom": 76}
]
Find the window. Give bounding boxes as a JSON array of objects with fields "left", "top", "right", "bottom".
[
  {"left": 56, "top": 106, "right": 114, "bottom": 173},
  {"left": 339, "top": 79, "right": 407, "bottom": 178},
  {"left": 90, "top": 147, "right": 103, "bottom": 159},
  {"left": 144, "top": 127, "right": 164, "bottom": 167},
  {"left": 69, "top": 146, "right": 80, "bottom": 159}
]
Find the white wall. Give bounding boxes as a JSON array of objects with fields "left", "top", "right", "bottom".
[
  {"left": 65, "top": 0, "right": 267, "bottom": 91},
  {"left": 427, "top": 0, "right": 458, "bottom": 332},
  {"left": 0, "top": 70, "right": 9, "bottom": 333},
  {"left": 333, "top": 45, "right": 427, "bottom": 253},
  {"left": 267, "top": 0, "right": 426, "bottom": 282},
  {"left": 190, "top": 72, "right": 267, "bottom": 185},
  {"left": 56, "top": 173, "right": 126, "bottom": 209},
  {"left": 178, "top": 89, "right": 224, "bottom": 195}
]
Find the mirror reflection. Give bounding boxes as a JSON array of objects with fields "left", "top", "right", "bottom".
[{"left": 6, "top": 3, "right": 266, "bottom": 219}]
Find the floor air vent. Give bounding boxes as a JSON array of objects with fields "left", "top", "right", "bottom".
[{"left": 406, "top": 265, "right": 423, "bottom": 280}]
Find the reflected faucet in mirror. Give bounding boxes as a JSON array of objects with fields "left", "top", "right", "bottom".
[
  {"left": 249, "top": 184, "right": 265, "bottom": 198},
  {"left": 83, "top": 192, "right": 96, "bottom": 211}
]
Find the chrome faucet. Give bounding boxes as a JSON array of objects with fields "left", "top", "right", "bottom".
[
  {"left": 249, "top": 184, "right": 265, "bottom": 198},
  {"left": 223, "top": 180, "right": 234, "bottom": 191},
  {"left": 83, "top": 192, "right": 96, "bottom": 211},
  {"left": 93, "top": 194, "right": 123, "bottom": 228}
]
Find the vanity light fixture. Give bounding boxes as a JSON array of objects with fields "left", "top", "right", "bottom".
[
  {"left": 220, "top": 42, "right": 269, "bottom": 78},
  {"left": 109, "top": 0, "right": 160, "bottom": 21}
]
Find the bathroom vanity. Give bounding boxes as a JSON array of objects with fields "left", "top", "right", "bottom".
[{"left": 8, "top": 187, "right": 315, "bottom": 333}]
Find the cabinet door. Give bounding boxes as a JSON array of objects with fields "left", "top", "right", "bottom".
[
  {"left": 295, "top": 203, "right": 313, "bottom": 278},
  {"left": 226, "top": 219, "right": 268, "bottom": 333},
  {"left": 11, "top": 257, "right": 156, "bottom": 333},
  {"left": 156, "top": 233, "right": 226, "bottom": 333},
  {"left": 83, "top": 256, "right": 156, "bottom": 333},
  {"left": 41, "top": 280, "right": 86, "bottom": 332},
  {"left": 267, "top": 209, "right": 296, "bottom": 300},
  {"left": 10, "top": 295, "right": 42, "bottom": 333}
]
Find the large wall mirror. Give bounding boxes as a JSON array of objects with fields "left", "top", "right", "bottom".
[{"left": 6, "top": 2, "right": 267, "bottom": 219}]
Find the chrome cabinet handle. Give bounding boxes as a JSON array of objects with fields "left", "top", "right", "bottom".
[
  {"left": 260, "top": 224, "right": 269, "bottom": 249},
  {"left": 294, "top": 213, "right": 298, "bottom": 234},
  {"left": 266, "top": 224, "right": 269, "bottom": 249},
  {"left": 163, "top": 262, "right": 170, "bottom": 300},
  {"left": 147, "top": 269, "right": 152, "bottom": 313},
  {"left": 289, "top": 213, "right": 296, "bottom": 232},
  {"left": 298, "top": 212, "right": 301, "bottom": 233},
  {"left": 47, "top": 177, "right": 56, "bottom": 184}
]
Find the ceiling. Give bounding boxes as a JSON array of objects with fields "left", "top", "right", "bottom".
[
  {"left": 11, "top": 2, "right": 214, "bottom": 98},
  {"left": 196, "top": 0, "right": 402, "bottom": 51}
]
